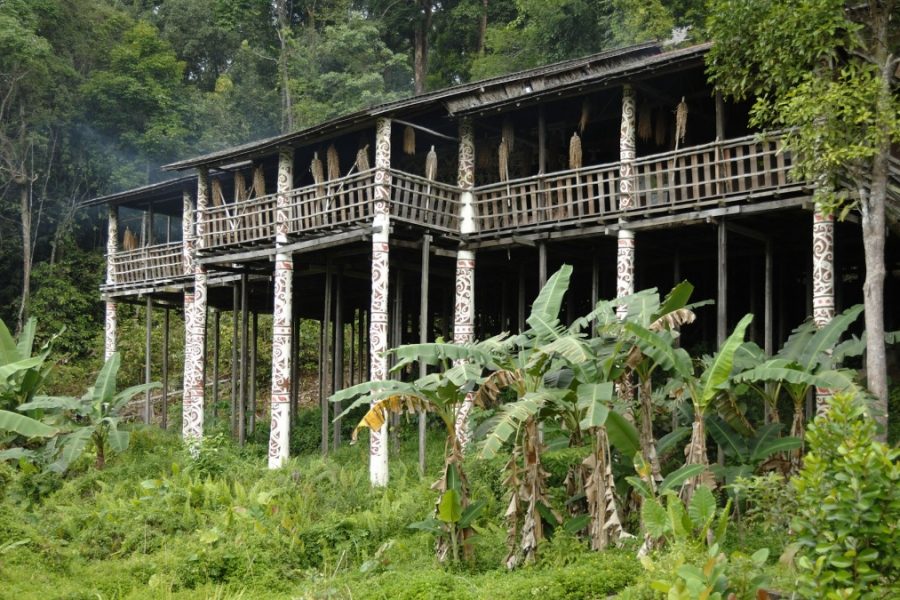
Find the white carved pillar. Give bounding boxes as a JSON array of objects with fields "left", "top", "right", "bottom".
[
  {"left": 812, "top": 204, "right": 835, "bottom": 414},
  {"left": 183, "top": 170, "right": 208, "bottom": 442},
  {"left": 369, "top": 117, "right": 392, "bottom": 486},
  {"left": 454, "top": 118, "right": 477, "bottom": 448},
  {"left": 269, "top": 148, "right": 294, "bottom": 468},
  {"left": 104, "top": 205, "right": 118, "bottom": 361},
  {"left": 616, "top": 84, "right": 636, "bottom": 319}
]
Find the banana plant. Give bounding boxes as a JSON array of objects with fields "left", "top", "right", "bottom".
[
  {"left": 1, "top": 352, "right": 158, "bottom": 471},
  {"left": 706, "top": 419, "right": 802, "bottom": 483},
  {"left": 332, "top": 349, "right": 489, "bottom": 562},
  {"left": 0, "top": 317, "right": 60, "bottom": 413},
  {"left": 620, "top": 281, "right": 704, "bottom": 488},
  {"left": 733, "top": 305, "right": 863, "bottom": 447}
]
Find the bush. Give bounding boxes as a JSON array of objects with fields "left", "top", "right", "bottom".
[{"left": 791, "top": 393, "right": 900, "bottom": 598}]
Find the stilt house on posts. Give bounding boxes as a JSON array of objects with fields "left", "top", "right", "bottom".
[{"left": 84, "top": 42, "right": 899, "bottom": 484}]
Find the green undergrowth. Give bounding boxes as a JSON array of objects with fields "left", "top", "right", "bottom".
[{"left": 0, "top": 424, "right": 645, "bottom": 599}]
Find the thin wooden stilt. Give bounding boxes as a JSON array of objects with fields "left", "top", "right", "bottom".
[
  {"left": 144, "top": 296, "right": 153, "bottom": 424},
  {"left": 239, "top": 272, "right": 249, "bottom": 445},
  {"left": 162, "top": 308, "right": 170, "bottom": 430},
  {"left": 764, "top": 239, "right": 774, "bottom": 423},
  {"left": 418, "top": 235, "right": 431, "bottom": 474},
  {"left": 349, "top": 309, "right": 356, "bottom": 387},
  {"left": 591, "top": 253, "right": 599, "bottom": 337},
  {"left": 212, "top": 309, "right": 220, "bottom": 425},
  {"left": 231, "top": 284, "right": 239, "bottom": 437},
  {"left": 717, "top": 221, "right": 727, "bottom": 465},
  {"left": 250, "top": 310, "right": 257, "bottom": 435},
  {"left": 538, "top": 242, "right": 547, "bottom": 288},
  {"left": 321, "top": 263, "right": 333, "bottom": 455},
  {"left": 518, "top": 263, "right": 526, "bottom": 332},
  {"left": 333, "top": 270, "right": 344, "bottom": 449}
]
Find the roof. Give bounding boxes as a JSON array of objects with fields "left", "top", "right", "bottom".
[
  {"left": 163, "top": 41, "right": 709, "bottom": 172},
  {"left": 81, "top": 175, "right": 196, "bottom": 209}
]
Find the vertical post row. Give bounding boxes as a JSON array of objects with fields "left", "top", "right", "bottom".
[
  {"left": 453, "top": 118, "right": 477, "bottom": 449},
  {"left": 369, "top": 117, "right": 392, "bottom": 486},
  {"left": 616, "top": 85, "right": 636, "bottom": 319},
  {"left": 812, "top": 205, "right": 835, "bottom": 414},
  {"left": 269, "top": 148, "right": 294, "bottom": 468},
  {"left": 104, "top": 204, "right": 118, "bottom": 361},
  {"left": 183, "top": 169, "right": 208, "bottom": 442}
]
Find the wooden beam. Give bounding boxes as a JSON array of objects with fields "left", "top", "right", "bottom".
[
  {"left": 518, "top": 262, "right": 526, "bottom": 332},
  {"left": 418, "top": 234, "right": 431, "bottom": 474},
  {"left": 538, "top": 242, "right": 548, "bottom": 288},
  {"left": 321, "top": 261, "right": 333, "bottom": 455},
  {"left": 238, "top": 272, "right": 249, "bottom": 445},
  {"left": 591, "top": 254, "right": 599, "bottom": 337},
  {"left": 717, "top": 221, "right": 727, "bottom": 347},
  {"left": 144, "top": 295, "right": 153, "bottom": 424},
  {"left": 538, "top": 106, "right": 547, "bottom": 175},
  {"left": 230, "top": 284, "right": 239, "bottom": 437},
  {"left": 333, "top": 270, "right": 344, "bottom": 450},
  {"left": 392, "top": 118, "right": 459, "bottom": 143},
  {"left": 161, "top": 308, "right": 169, "bottom": 430},
  {"left": 212, "top": 309, "right": 220, "bottom": 426},
  {"left": 249, "top": 310, "right": 257, "bottom": 435}
]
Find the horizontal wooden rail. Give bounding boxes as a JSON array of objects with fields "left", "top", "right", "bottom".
[{"left": 111, "top": 242, "right": 184, "bottom": 287}]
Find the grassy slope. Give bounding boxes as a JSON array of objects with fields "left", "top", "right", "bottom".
[{"left": 0, "top": 426, "right": 643, "bottom": 599}]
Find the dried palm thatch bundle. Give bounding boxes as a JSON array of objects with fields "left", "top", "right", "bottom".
[
  {"left": 579, "top": 98, "right": 591, "bottom": 133},
  {"left": 211, "top": 178, "right": 224, "bottom": 206},
  {"left": 236, "top": 171, "right": 249, "bottom": 201},
  {"left": 123, "top": 227, "right": 137, "bottom": 251},
  {"left": 355, "top": 145, "right": 370, "bottom": 171},
  {"left": 311, "top": 152, "right": 325, "bottom": 196},
  {"left": 638, "top": 101, "right": 653, "bottom": 142},
  {"left": 403, "top": 126, "right": 416, "bottom": 155},
  {"left": 654, "top": 108, "right": 667, "bottom": 146},
  {"left": 502, "top": 117, "right": 515, "bottom": 153},
  {"left": 425, "top": 145, "right": 437, "bottom": 180},
  {"left": 326, "top": 144, "right": 340, "bottom": 180},
  {"left": 498, "top": 138, "right": 510, "bottom": 182},
  {"left": 252, "top": 164, "right": 266, "bottom": 197},
  {"left": 675, "top": 96, "right": 688, "bottom": 146},
  {"left": 569, "top": 132, "right": 583, "bottom": 170}
]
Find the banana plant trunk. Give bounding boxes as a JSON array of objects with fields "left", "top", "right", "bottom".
[
  {"left": 434, "top": 432, "right": 472, "bottom": 562},
  {"left": 638, "top": 377, "right": 662, "bottom": 486},
  {"left": 584, "top": 426, "right": 627, "bottom": 551},
  {"left": 680, "top": 412, "right": 709, "bottom": 503}
]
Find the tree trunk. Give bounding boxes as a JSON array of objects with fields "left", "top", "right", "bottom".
[
  {"left": 275, "top": 0, "right": 294, "bottom": 132},
  {"left": 478, "top": 0, "right": 488, "bottom": 54},
  {"left": 638, "top": 377, "right": 662, "bottom": 485},
  {"left": 17, "top": 184, "right": 31, "bottom": 334},
  {"left": 413, "top": 0, "right": 432, "bottom": 94},
  {"left": 859, "top": 2, "right": 893, "bottom": 440}
]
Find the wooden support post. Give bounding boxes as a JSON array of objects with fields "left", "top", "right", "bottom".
[
  {"left": 321, "top": 262, "right": 333, "bottom": 455},
  {"left": 249, "top": 311, "right": 257, "bottom": 435},
  {"left": 231, "top": 284, "right": 239, "bottom": 437},
  {"left": 418, "top": 234, "right": 431, "bottom": 473},
  {"left": 538, "top": 106, "right": 547, "bottom": 175},
  {"left": 390, "top": 268, "right": 404, "bottom": 452},
  {"left": 349, "top": 309, "right": 356, "bottom": 387},
  {"left": 104, "top": 205, "right": 118, "bottom": 361},
  {"left": 764, "top": 239, "right": 774, "bottom": 423},
  {"left": 239, "top": 272, "right": 249, "bottom": 445},
  {"left": 182, "top": 169, "right": 208, "bottom": 442},
  {"left": 268, "top": 148, "right": 294, "bottom": 468},
  {"left": 717, "top": 221, "right": 727, "bottom": 347},
  {"left": 716, "top": 220, "right": 727, "bottom": 465},
  {"left": 162, "top": 308, "right": 170, "bottom": 430},
  {"left": 369, "top": 117, "right": 392, "bottom": 486},
  {"left": 538, "top": 242, "right": 547, "bottom": 288},
  {"left": 591, "top": 253, "right": 599, "bottom": 337},
  {"left": 212, "top": 309, "right": 220, "bottom": 425},
  {"left": 290, "top": 311, "right": 299, "bottom": 422},
  {"left": 812, "top": 205, "right": 835, "bottom": 415},
  {"left": 333, "top": 270, "right": 344, "bottom": 449},
  {"left": 715, "top": 91, "right": 726, "bottom": 141},
  {"left": 518, "top": 263, "right": 526, "bottom": 332},
  {"left": 144, "top": 295, "right": 153, "bottom": 424},
  {"left": 500, "top": 278, "right": 509, "bottom": 331}
]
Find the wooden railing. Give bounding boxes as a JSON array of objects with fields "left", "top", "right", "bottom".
[
  {"left": 630, "top": 135, "right": 793, "bottom": 213},
  {"left": 388, "top": 169, "right": 460, "bottom": 232},
  {"left": 111, "top": 242, "right": 184, "bottom": 287},
  {"left": 203, "top": 192, "right": 277, "bottom": 250},
  {"left": 473, "top": 134, "right": 797, "bottom": 235},
  {"left": 287, "top": 170, "right": 377, "bottom": 234},
  {"left": 474, "top": 163, "right": 620, "bottom": 234}
]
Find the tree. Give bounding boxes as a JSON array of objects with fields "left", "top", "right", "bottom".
[{"left": 707, "top": 0, "right": 900, "bottom": 437}]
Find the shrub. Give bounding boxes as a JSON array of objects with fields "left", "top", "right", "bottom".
[{"left": 791, "top": 393, "right": 900, "bottom": 598}]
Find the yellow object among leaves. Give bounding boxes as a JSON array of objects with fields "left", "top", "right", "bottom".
[{"left": 351, "top": 394, "right": 429, "bottom": 442}]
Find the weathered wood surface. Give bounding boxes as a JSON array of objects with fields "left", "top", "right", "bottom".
[
  {"left": 473, "top": 134, "right": 796, "bottom": 236},
  {"left": 111, "top": 242, "right": 184, "bottom": 288}
]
